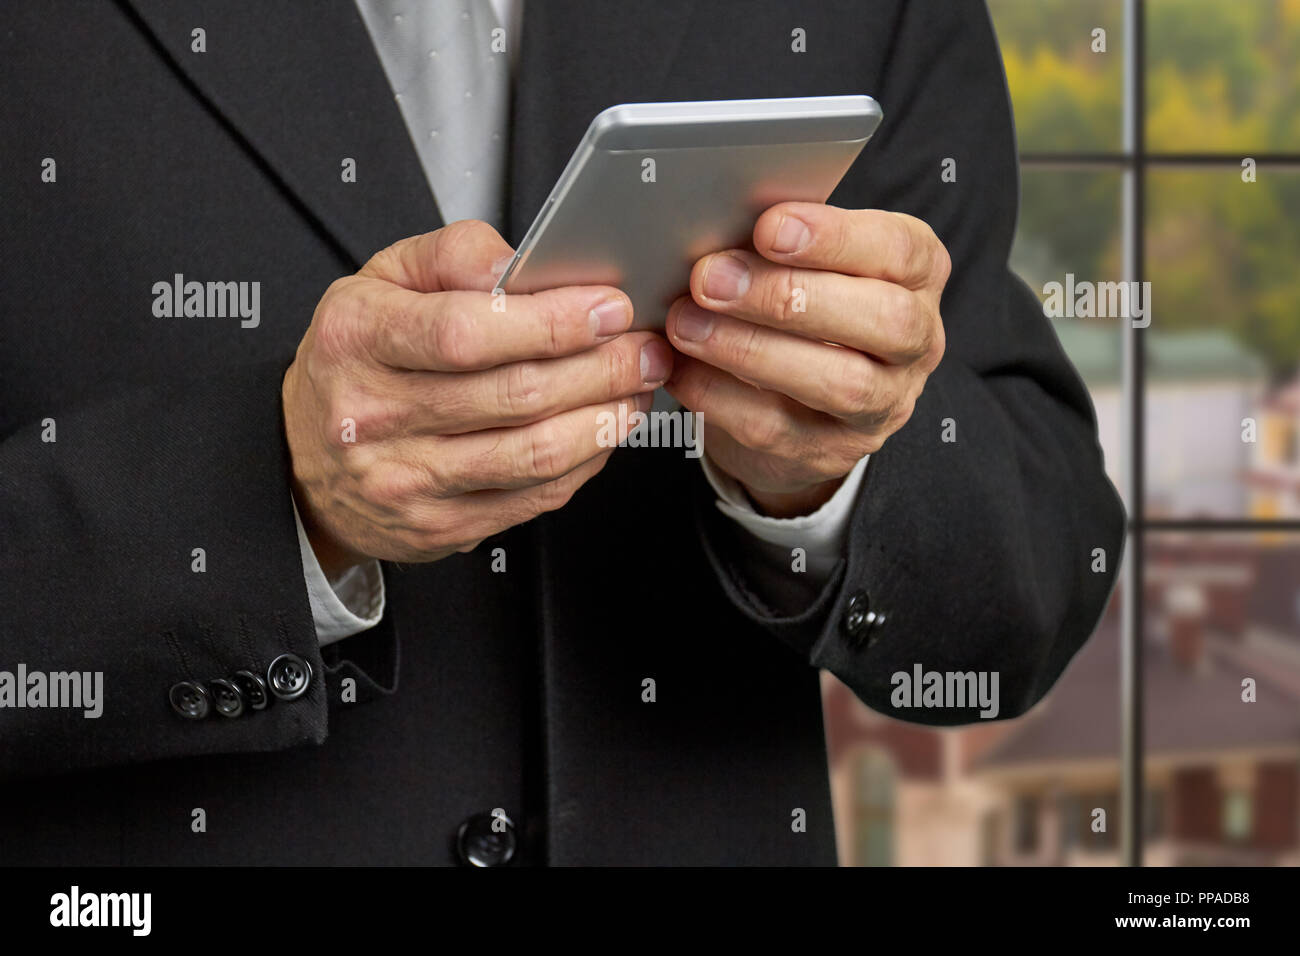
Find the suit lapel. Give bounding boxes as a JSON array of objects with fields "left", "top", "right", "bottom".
[
  {"left": 122, "top": 0, "right": 698, "bottom": 263},
  {"left": 122, "top": 0, "right": 440, "bottom": 266}
]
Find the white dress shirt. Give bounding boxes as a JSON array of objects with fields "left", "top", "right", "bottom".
[{"left": 294, "top": 0, "right": 869, "bottom": 645}]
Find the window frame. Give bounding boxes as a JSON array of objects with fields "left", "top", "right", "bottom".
[{"left": 1013, "top": 0, "right": 1300, "bottom": 865}]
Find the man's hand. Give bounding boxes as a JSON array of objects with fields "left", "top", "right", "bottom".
[
  {"left": 664, "top": 203, "right": 950, "bottom": 518},
  {"left": 283, "top": 220, "right": 672, "bottom": 579}
]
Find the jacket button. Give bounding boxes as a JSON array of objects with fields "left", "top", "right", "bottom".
[
  {"left": 232, "top": 669, "right": 269, "bottom": 710},
  {"left": 843, "top": 590, "right": 884, "bottom": 646},
  {"left": 266, "top": 653, "right": 312, "bottom": 701},
  {"left": 208, "top": 678, "right": 245, "bottom": 718},
  {"left": 456, "top": 811, "right": 517, "bottom": 867},
  {"left": 168, "top": 680, "right": 211, "bottom": 720}
]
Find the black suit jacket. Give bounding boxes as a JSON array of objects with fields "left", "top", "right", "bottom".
[{"left": 0, "top": 0, "right": 1124, "bottom": 865}]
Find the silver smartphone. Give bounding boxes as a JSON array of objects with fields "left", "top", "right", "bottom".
[{"left": 495, "top": 95, "right": 883, "bottom": 330}]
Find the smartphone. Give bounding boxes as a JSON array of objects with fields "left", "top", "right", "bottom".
[{"left": 495, "top": 95, "right": 883, "bottom": 330}]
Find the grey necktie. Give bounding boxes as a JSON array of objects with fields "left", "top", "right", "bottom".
[{"left": 356, "top": 0, "right": 511, "bottom": 231}]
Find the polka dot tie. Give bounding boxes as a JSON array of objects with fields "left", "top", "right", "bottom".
[{"left": 356, "top": 0, "right": 510, "bottom": 231}]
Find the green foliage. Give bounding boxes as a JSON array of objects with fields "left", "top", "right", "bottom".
[
  {"left": 1011, "top": 170, "right": 1122, "bottom": 295},
  {"left": 988, "top": 0, "right": 1124, "bottom": 151},
  {"left": 990, "top": 0, "right": 1300, "bottom": 378},
  {"left": 1147, "top": 0, "right": 1300, "bottom": 150},
  {"left": 1149, "top": 170, "right": 1300, "bottom": 376}
]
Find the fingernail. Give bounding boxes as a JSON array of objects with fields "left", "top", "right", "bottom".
[
  {"left": 702, "top": 254, "right": 750, "bottom": 301},
  {"left": 771, "top": 214, "right": 812, "bottom": 254},
  {"left": 491, "top": 254, "right": 515, "bottom": 275},
  {"left": 640, "top": 340, "right": 672, "bottom": 384},
  {"left": 590, "top": 297, "right": 631, "bottom": 337},
  {"left": 674, "top": 303, "right": 715, "bottom": 343}
]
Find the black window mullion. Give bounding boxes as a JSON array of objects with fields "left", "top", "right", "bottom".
[{"left": 1126, "top": 0, "right": 1146, "bottom": 869}]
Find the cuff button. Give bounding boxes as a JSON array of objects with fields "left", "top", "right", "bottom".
[
  {"left": 267, "top": 653, "right": 313, "bottom": 701},
  {"left": 843, "top": 590, "right": 884, "bottom": 647},
  {"left": 232, "top": 670, "right": 269, "bottom": 710},
  {"left": 456, "top": 811, "right": 517, "bottom": 867},
  {"left": 208, "top": 677, "right": 245, "bottom": 718},
  {"left": 168, "top": 680, "right": 211, "bottom": 720}
]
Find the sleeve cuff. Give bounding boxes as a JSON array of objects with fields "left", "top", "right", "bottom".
[
  {"left": 699, "top": 452, "right": 870, "bottom": 575},
  {"left": 291, "top": 495, "right": 386, "bottom": 646}
]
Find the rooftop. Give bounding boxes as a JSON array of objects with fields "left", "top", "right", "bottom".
[
  {"left": 1050, "top": 320, "right": 1268, "bottom": 387},
  {"left": 976, "top": 610, "right": 1300, "bottom": 771}
]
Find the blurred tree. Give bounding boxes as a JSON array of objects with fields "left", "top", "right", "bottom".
[{"left": 988, "top": 0, "right": 1300, "bottom": 378}]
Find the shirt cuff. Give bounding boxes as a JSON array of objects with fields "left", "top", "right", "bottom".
[
  {"left": 291, "top": 495, "right": 386, "bottom": 646},
  {"left": 699, "top": 452, "right": 870, "bottom": 575}
]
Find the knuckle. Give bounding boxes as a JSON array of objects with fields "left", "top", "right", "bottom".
[
  {"left": 890, "top": 217, "right": 919, "bottom": 279},
  {"left": 431, "top": 308, "right": 480, "bottom": 369},
  {"left": 736, "top": 406, "right": 787, "bottom": 455},
  {"left": 439, "top": 519, "right": 484, "bottom": 554},
  {"left": 322, "top": 395, "right": 359, "bottom": 450},
  {"left": 672, "top": 362, "right": 712, "bottom": 413},
  {"left": 825, "top": 213, "right": 851, "bottom": 263},
  {"left": 434, "top": 219, "right": 491, "bottom": 258},
  {"left": 806, "top": 448, "right": 849, "bottom": 483},
  {"left": 548, "top": 299, "right": 573, "bottom": 355},
  {"left": 763, "top": 267, "right": 802, "bottom": 322},
  {"left": 602, "top": 339, "right": 638, "bottom": 391},
  {"left": 356, "top": 463, "right": 417, "bottom": 511},
  {"left": 523, "top": 422, "right": 567, "bottom": 481},
  {"left": 537, "top": 291, "right": 589, "bottom": 354},
  {"left": 408, "top": 448, "right": 455, "bottom": 499},
  {"left": 855, "top": 430, "right": 886, "bottom": 456},
  {"left": 828, "top": 361, "right": 876, "bottom": 418},
  {"left": 314, "top": 293, "right": 364, "bottom": 363},
  {"left": 730, "top": 322, "right": 766, "bottom": 370},
  {"left": 895, "top": 291, "right": 932, "bottom": 357},
  {"left": 832, "top": 443, "right": 868, "bottom": 475},
  {"left": 501, "top": 360, "right": 545, "bottom": 419},
  {"left": 929, "top": 318, "right": 947, "bottom": 366},
  {"left": 534, "top": 475, "right": 577, "bottom": 513},
  {"left": 403, "top": 523, "right": 449, "bottom": 556},
  {"left": 861, "top": 394, "right": 897, "bottom": 432},
  {"left": 324, "top": 384, "right": 403, "bottom": 448},
  {"left": 523, "top": 292, "right": 572, "bottom": 356},
  {"left": 407, "top": 503, "right": 477, "bottom": 554},
  {"left": 547, "top": 312, "right": 564, "bottom": 356},
  {"left": 685, "top": 367, "right": 715, "bottom": 410},
  {"left": 934, "top": 239, "right": 953, "bottom": 287},
  {"left": 894, "top": 394, "right": 918, "bottom": 431},
  {"left": 903, "top": 215, "right": 949, "bottom": 288},
  {"left": 812, "top": 440, "right": 868, "bottom": 481},
  {"left": 360, "top": 244, "right": 400, "bottom": 280}
]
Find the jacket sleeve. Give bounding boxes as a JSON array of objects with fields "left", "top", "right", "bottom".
[
  {"left": 0, "top": 358, "right": 397, "bottom": 779},
  {"left": 698, "top": 0, "right": 1126, "bottom": 724}
]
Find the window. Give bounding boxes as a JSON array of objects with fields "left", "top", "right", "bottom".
[
  {"left": 1013, "top": 795, "right": 1041, "bottom": 855},
  {"left": 989, "top": 0, "right": 1300, "bottom": 866},
  {"left": 851, "top": 749, "right": 895, "bottom": 867},
  {"left": 826, "top": 2, "right": 1300, "bottom": 867},
  {"left": 981, "top": 810, "right": 1005, "bottom": 866},
  {"left": 1145, "top": 786, "right": 1165, "bottom": 839},
  {"left": 1223, "top": 789, "right": 1253, "bottom": 843},
  {"left": 1059, "top": 794, "right": 1082, "bottom": 851}
]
